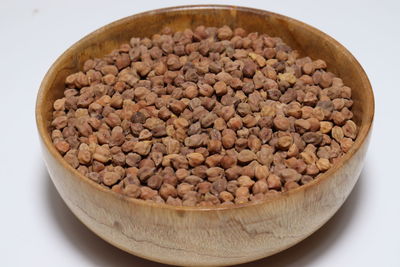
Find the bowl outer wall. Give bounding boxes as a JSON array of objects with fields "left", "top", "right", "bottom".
[{"left": 36, "top": 5, "right": 374, "bottom": 266}]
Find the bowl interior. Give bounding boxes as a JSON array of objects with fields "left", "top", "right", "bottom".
[{"left": 36, "top": 5, "right": 374, "bottom": 205}]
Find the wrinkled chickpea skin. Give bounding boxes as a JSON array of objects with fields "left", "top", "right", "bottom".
[{"left": 51, "top": 25, "right": 358, "bottom": 206}]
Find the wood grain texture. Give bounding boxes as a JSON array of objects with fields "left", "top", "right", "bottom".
[{"left": 36, "top": 5, "right": 374, "bottom": 266}]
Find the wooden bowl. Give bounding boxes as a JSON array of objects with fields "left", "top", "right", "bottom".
[{"left": 36, "top": 5, "right": 374, "bottom": 266}]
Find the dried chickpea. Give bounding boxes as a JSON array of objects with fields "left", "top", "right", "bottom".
[{"left": 50, "top": 25, "right": 358, "bottom": 207}]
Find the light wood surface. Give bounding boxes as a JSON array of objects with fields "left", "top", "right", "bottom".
[{"left": 36, "top": 5, "right": 374, "bottom": 266}]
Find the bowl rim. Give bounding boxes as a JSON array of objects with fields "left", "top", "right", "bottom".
[{"left": 36, "top": 4, "right": 375, "bottom": 212}]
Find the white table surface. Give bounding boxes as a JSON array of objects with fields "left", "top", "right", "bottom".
[{"left": 1, "top": 0, "right": 398, "bottom": 266}]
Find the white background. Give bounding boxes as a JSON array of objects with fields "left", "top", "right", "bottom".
[{"left": 0, "top": 0, "right": 398, "bottom": 266}]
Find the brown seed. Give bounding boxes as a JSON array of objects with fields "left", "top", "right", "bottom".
[
  {"left": 203, "top": 192, "right": 220, "bottom": 205},
  {"left": 316, "top": 158, "right": 331, "bottom": 172},
  {"left": 300, "top": 151, "right": 317, "bottom": 164},
  {"left": 64, "top": 150, "right": 79, "bottom": 168},
  {"left": 220, "top": 155, "right": 236, "bottom": 169},
  {"left": 235, "top": 196, "right": 249, "bottom": 204},
  {"left": 133, "top": 141, "right": 152, "bottom": 156},
  {"left": 158, "top": 107, "right": 171, "bottom": 121},
  {"left": 164, "top": 137, "right": 180, "bottom": 154},
  {"left": 76, "top": 120, "right": 93, "bottom": 137},
  {"left": 254, "top": 165, "right": 269, "bottom": 180},
  {"left": 320, "top": 121, "right": 333, "bottom": 134},
  {"left": 284, "top": 181, "right": 300, "bottom": 191},
  {"left": 92, "top": 145, "right": 111, "bottom": 163},
  {"left": 77, "top": 148, "right": 91, "bottom": 165},
  {"left": 140, "top": 159, "right": 156, "bottom": 169},
  {"left": 195, "top": 81, "right": 213, "bottom": 96},
  {"left": 212, "top": 178, "right": 228, "bottom": 193},
  {"left": 221, "top": 134, "right": 236, "bottom": 149},
  {"left": 253, "top": 180, "right": 269, "bottom": 194},
  {"left": 332, "top": 126, "right": 344, "bottom": 142},
  {"left": 184, "top": 134, "right": 204, "bottom": 148},
  {"left": 225, "top": 166, "right": 242, "bottom": 181},
  {"left": 248, "top": 135, "right": 262, "bottom": 152},
  {"left": 273, "top": 116, "right": 290, "bottom": 131},
  {"left": 147, "top": 174, "right": 163, "bottom": 189},
  {"left": 235, "top": 186, "right": 250, "bottom": 198},
  {"left": 184, "top": 85, "right": 198, "bottom": 99},
  {"left": 169, "top": 100, "right": 186, "bottom": 115},
  {"left": 241, "top": 164, "right": 255, "bottom": 178},
  {"left": 174, "top": 127, "right": 187, "bottom": 142},
  {"left": 201, "top": 112, "right": 217, "bottom": 127},
  {"left": 227, "top": 116, "right": 243, "bottom": 130},
  {"left": 208, "top": 140, "right": 222, "bottom": 154},
  {"left": 242, "top": 115, "right": 258, "bottom": 128},
  {"left": 302, "top": 132, "right": 323, "bottom": 145},
  {"left": 126, "top": 153, "right": 141, "bottom": 167},
  {"left": 219, "top": 191, "right": 234, "bottom": 202},
  {"left": 277, "top": 135, "right": 293, "bottom": 150},
  {"left": 331, "top": 111, "right": 346, "bottom": 126},
  {"left": 204, "top": 154, "right": 222, "bottom": 167},
  {"left": 138, "top": 129, "right": 152, "bottom": 140},
  {"left": 306, "top": 164, "right": 320, "bottom": 176},
  {"left": 148, "top": 152, "right": 162, "bottom": 167},
  {"left": 197, "top": 181, "right": 212, "bottom": 194},
  {"left": 287, "top": 143, "right": 299, "bottom": 157},
  {"left": 187, "top": 121, "right": 201, "bottom": 136},
  {"left": 278, "top": 72, "right": 296, "bottom": 84},
  {"left": 313, "top": 59, "right": 327, "bottom": 69},
  {"left": 258, "top": 128, "right": 272, "bottom": 143},
  {"left": 173, "top": 169, "right": 188, "bottom": 181},
  {"left": 54, "top": 140, "right": 70, "bottom": 154},
  {"left": 217, "top": 25, "right": 233, "bottom": 40},
  {"left": 236, "top": 103, "right": 252, "bottom": 117},
  {"left": 243, "top": 60, "right": 257, "bottom": 77},
  {"left": 249, "top": 52, "right": 267, "bottom": 67},
  {"left": 187, "top": 153, "right": 205, "bottom": 167},
  {"left": 220, "top": 105, "right": 235, "bottom": 121},
  {"left": 214, "top": 81, "right": 228, "bottom": 96},
  {"left": 256, "top": 146, "right": 273, "bottom": 166},
  {"left": 214, "top": 118, "right": 227, "bottom": 131},
  {"left": 103, "top": 172, "right": 121, "bottom": 186},
  {"left": 137, "top": 167, "right": 155, "bottom": 182},
  {"left": 261, "top": 105, "right": 276, "bottom": 117},
  {"left": 124, "top": 184, "right": 141, "bottom": 198},
  {"left": 112, "top": 152, "right": 126, "bottom": 166},
  {"left": 301, "top": 175, "right": 314, "bottom": 185},
  {"left": 237, "top": 149, "right": 256, "bottom": 163},
  {"left": 250, "top": 193, "right": 265, "bottom": 203},
  {"left": 320, "top": 72, "right": 333, "bottom": 88},
  {"left": 158, "top": 184, "right": 177, "bottom": 200},
  {"left": 53, "top": 98, "right": 66, "bottom": 111},
  {"left": 173, "top": 118, "right": 189, "bottom": 130},
  {"left": 342, "top": 120, "right": 357, "bottom": 139},
  {"left": 206, "top": 167, "right": 225, "bottom": 181},
  {"left": 238, "top": 176, "right": 255, "bottom": 187},
  {"left": 143, "top": 117, "right": 163, "bottom": 131},
  {"left": 140, "top": 187, "right": 158, "bottom": 200},
  {"left": 279, "top": 168, "right": 301, "bottom": 182},
  {"left": 51, "top": 116, "right": 68, "bottom": 130},
  {"left": 169, "top": 154, "right": 189, "bottom": 169},
  {"left": 177, "top": 183, "right": 194, "bottom": 198},
  {"left": 166, "top": 196, "right": 182, "bottom": 206},
  {"left": 267, "top": 174, "right": 281, "bottom": 189},
  {"left": 302, "top": 62, "right": 315, "bottom": 75},
  {"left": 182, "top": 198, "right": 197, "bottom": 207},
  {"left": 294, "top": 119, "right": 311, "bottom": 133},
  {"left": 340, "top": 137, "right": 354, "bottom": 153}
]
